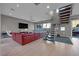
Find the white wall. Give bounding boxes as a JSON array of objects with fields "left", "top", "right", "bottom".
[
  {"left": 1, "top": 15, "right": 34, "bottom": 33},
  {"left": 0, "top": 14, "right": 1, "bottom": 38},
  {"left": 58, "top": 22, "right": 72, "bottom": 38},
  {"left": 52, "top": 11, "right": 72, "bottom": 38},
  {"left": 0, "top": 7, "right": 1, "bottom": 39},
  {"left": 72, "top": 4, "right": 79, "bottom": 16}
]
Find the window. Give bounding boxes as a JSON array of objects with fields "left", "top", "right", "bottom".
[
  {"left": 72, "top": 20, "right": 79, "bottom": 28},
  {"left": 43, "top": 23, "right": 51, "bottom": 28},
  {"left": 37, "top": 24, "right": 42, "bottom": 29},
  {"left": 60, "top": 27, "right": 65, "bottom": 31}
]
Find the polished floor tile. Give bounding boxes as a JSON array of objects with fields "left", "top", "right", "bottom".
[{"left": 0, "top": 37, "right": 79, "bottom": 56}]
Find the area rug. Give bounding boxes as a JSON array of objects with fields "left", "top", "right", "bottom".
[
  {"left": 46, "top": 36, "right": 73, "bottom": 45},
  {"left": 55, "top": 37, "right": 73, "bottom": 44}
]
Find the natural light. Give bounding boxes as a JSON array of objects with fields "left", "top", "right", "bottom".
[
  {"left": 43, "top": 23, "right": 51, "bottom": 28},
  {"left": 72, "top": 20, "right": 79, "bottom": 28}
]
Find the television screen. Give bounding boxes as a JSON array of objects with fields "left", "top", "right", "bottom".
[{"left": 19, "top": 23, "right": 28, "bottom": 29}]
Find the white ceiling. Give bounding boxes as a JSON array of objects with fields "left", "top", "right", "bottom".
[{"left": 1, "top": 3, "right": 70, "bottom": 22}]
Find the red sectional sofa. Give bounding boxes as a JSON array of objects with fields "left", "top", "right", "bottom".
[{"left": 12, "top": 33, "right": 41, "bottom": 45}]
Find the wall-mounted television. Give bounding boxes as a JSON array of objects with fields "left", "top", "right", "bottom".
[{"left": 19, "top": 23, "right": 28, "bottom": 29}]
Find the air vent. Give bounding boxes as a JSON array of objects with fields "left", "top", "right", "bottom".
[
  {"left": 10, "top": 8, "right": 15, "bottom": 12},
  {"left": 34, "top": 3, "right": 40, "bottom": 6}
]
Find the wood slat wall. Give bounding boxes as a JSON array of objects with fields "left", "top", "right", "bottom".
[{"left": 59, "top": 4, "right": 72, "bottom": 23}]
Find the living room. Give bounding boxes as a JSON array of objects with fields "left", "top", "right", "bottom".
[{"left": 0, "top": 3, "right": 79, "bottom": 56}]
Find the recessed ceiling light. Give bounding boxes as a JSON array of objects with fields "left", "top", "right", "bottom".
[
  {"left": 49, "top": 11, "right": 53, "bottom": 15},
  {"left": 17, "top": 4, "right": 20, "bottom": 7},
  {"left": 56, "top": 9, "right": 59, "bottom": 13},
  {"left": 46, "top": 5, "right": 50, "bottom": 8},
  {"left": 9, "top": 13, "right": 12, "bottom": 15}
]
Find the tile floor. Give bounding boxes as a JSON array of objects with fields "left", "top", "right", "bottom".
[{"left": 0, "top": 37, "right": 79, "bottom": 56}]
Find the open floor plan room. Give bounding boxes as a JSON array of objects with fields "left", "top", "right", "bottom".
[{"left": 0, "top": 3, "right": 79, "bottom": 56}]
